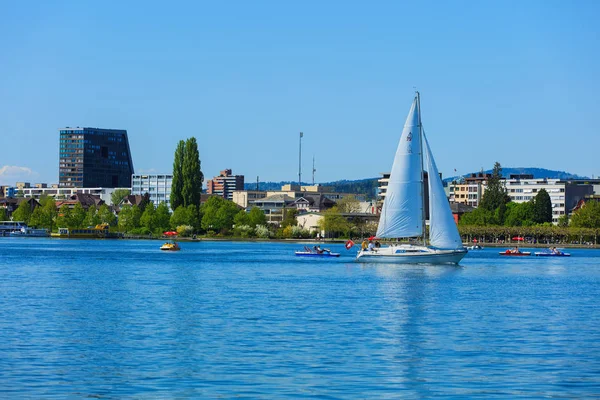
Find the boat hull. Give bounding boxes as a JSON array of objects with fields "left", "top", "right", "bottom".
[
  {"left": 356, "top": 245, "right": 467, "bottom": 264},
  {"left": 295, "top": 252, "right": 340, "bottom": 258},
  {"left": 534, "top": 252, "right": 570, "bottom": 257},
  {"left": 499, "top": 252, "right": 531, "bottom": 256}
]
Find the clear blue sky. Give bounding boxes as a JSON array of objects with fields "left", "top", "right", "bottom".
[{"left": 1, "top": 0, "right": 598, "bottom": 186}]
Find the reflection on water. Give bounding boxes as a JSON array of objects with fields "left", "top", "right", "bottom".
[{"left": 0, "top": 240, "right": 599, "bottom": 398}]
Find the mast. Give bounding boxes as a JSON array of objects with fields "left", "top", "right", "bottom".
[
  {"left": 417, "top": 91, "right": 427, "bottom": 245},
  {"left": 298, "top": 132, "right": 303, "bottom": 186}
]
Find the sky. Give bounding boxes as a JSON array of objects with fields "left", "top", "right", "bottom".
[{"left": 1, "top": 0, "right": 599, "bottom": 186}]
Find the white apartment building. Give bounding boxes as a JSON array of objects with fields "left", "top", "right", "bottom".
[
  {"left": 504, "top": 177, "right": 593, "bottom": 224},
  {"left": 131, "top": 174, "right": 173, "bottom": 209}
]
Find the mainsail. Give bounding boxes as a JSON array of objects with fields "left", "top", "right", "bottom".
[
  {"left": 423, "top": 134, "right": 463, "bottom": 249},
  {"left": 376, "top": 96, "right": 424, "bottom": 239}
]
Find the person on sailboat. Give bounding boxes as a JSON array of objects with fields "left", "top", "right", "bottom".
[
  {"left": 361, "top": 239, "right": 368, "bottom": 251},
  {"left": 367, "top": 241, "right": 375, "bottom": 252}
]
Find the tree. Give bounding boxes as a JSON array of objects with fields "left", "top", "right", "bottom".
[
  {"left": 56, "top": 204, "right": 72, "bottom": 228},
  {"left": 281, "top": 208, "right": 298, "bottom": 228},
  {"left": 234, "top": 210, "right": 250, "bottom": 227},
  {"left": 12, "top": 200, "right": 33, "bottom": 225},
  {"left": 139, "top": 193, "right": 152, "bottom": 212},
  {"left": 570, "top": 201, "right": 600, "bottom": 228},
  {"left": 98, "top": 204, "right": 117, "bottom": 226},
  {"left": 532, "top": 188, "right": 553, "bottom": 224},
  {"left": 336, "top": 195, "right": 361, "bottom": 214},
  {"left": 170, "top": 140, "right": 185, "bottom": 210},
  {"left": 247, "top": 206, "right": 267, "bottom": 227},
  {"left": 140, "top": 203, "right": 157, "bottom": 232},
  {"left": 201, "top": 196, "right": 238, "bottom": 233},
  {"left": 170, "top": 206, "right": 191, "bottom": 229},
  {"left": 459, "top": 207, "right": 497, "bottom": 226},
  {"left": 557, "top": 214, "right": 569, "bottom": 227},
  {"left": 479, "top": 162, "right": 510, "bottom": 215},
  {"left": 70, "top": 203, "right": 87, "bottom": 229},
  {"left": 111, "top": 189, "right": 131, "bottom": 206},
  {"left": 118, "top": 205, "right": 142, "bottom": 232},
  {"left": 0, "top": 208, "right": 7, "bottom": 221},
  {"left": 503, "top": 201, "right": 535, "bottom": 227},
  {"left": 318, "top": 206, "right": 350, "bottom": 238},
  {"left": 155, "top": 202, "right": 172, "bottom": 233},
  {"left": 182, "top": 137, "right": 203, "bottom": 207},
  {"left": 84, "top": 207, "right": 101, "bottom": 227}
]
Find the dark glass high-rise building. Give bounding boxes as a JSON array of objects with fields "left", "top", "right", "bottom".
[{"left": 59, "top": 127, "right": 134, "bottom": 188}]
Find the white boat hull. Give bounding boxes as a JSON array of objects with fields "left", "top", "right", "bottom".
[{"left": 356, "top": 245, "right": 467, "bottom": 264}]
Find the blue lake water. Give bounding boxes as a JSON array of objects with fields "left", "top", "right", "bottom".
[{"left": 1, "top": 239, "right": 599, "bottom": 398}]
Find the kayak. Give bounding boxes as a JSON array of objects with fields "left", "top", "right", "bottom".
[
  {"left": 534, "top": 251, "right": 571, "bottom": 257},
  {"left": 295, "top": 251, "right": 340, "bottom": 258}
]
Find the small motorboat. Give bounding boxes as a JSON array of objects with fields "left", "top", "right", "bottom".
[
  {"left": 160, "top": 242, "right": 181, "bottom": 251},
  {"left": 499, "top": 249, "right": 531, "bottom": 256},
  {"left": 295, "top": 245, "right": 340, "bottom": 257},
  {"left": 535, "top": 250, "right": 570, "bottom": 257},
  {"left": 467, "top": 245, "right": 483, "bottom": 250}
]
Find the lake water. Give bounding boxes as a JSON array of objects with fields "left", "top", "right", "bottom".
[{"left": 1, "top": 239, "right": 599, "bottom": 398}]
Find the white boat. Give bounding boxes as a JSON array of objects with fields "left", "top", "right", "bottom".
[
  {"left": 9, "top": 226, "right": 50, "bottom": 237},
  {"left": 356, "top": 92, "right": 467, "bottom": 264}
]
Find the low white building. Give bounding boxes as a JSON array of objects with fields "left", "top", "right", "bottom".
[{"left": 20, "top": 186, "right": 126, "bottom": 205}]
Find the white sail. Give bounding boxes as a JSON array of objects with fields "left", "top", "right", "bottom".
[
  {"left": 423, "top": 133, "right": 463, "bottom": 249},
  {"left": 376, "top": 96, "right": 424, "bottom": 239}
]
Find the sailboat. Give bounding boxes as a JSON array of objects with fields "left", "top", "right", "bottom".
[{"left": 356, "top": 92, "right": 467, "bottom": 264}]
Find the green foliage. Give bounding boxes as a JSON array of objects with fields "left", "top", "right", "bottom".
[
  {"left": 84, "top": 207, "right": 101, "bottom": 227},
  {"left": 281, "top": 208, "right": 298, "bottom": 228},
  {"left": 318, "top": 206, "right": 350, "bottom": 238},
  {"left": 118, "top": 205, "right": 142, "bottom": 232},
  {"left": 234, "top": 210, "right": 250, "bottom": 227},
  {"left": 139, "top": 193, "right": 152, "bottom": 213},
  {"left": 12, "top": 201, "right": 33, "bottom": 224},
  {"left": 56, "top": 204, "right": 71, "bottom": 228},
  {"left": 557, "top": 214, "right": 569, "bottom": 227},
  {"left": 459, "top": 207, "right": 497, "bottom": 226},
  {"left": 503, "top": 202, "right": 535, "bottom": 226},
  {"left": 247, "top": 206, "right": 267, "bottom": 227},
  {"left": 155, "top": 202, "right": 172, "bottom": 233},
  {"left": 233, "top": 224, "right": 254, "bottom": 238},
  {"left": 98, "top": 204, "right": 117, "bottom": 226},
  {"left": 111, "top": 189, "right": 131, "bottom": 206},
  {"left": 176, "top": 225, "right": 194, "bottom": 237},
  {"left": 70, "top": 203, "right": 86, "bottom": 229},
  {"left": 171, "top": 206, "right": 191, "bottom": 229},
  {"left": 29, "top": 198, "right": 57, "bottom": 230},
  {"left": 479, "top": 162, "right": 510, "bottom": 212},
  {"left": 570, "top": 201, "right": 600, "bottom": 228},
  {"left": 182, "top": 137, "right": 203, "bottom": 207},
  {"left": 171, "top": 140, "right": 185, "bottom": 210},
  {"left": 336, "top": 195, "right": 361, "bottom": 213},
  {"left": 255, "top": 225, "right": 272, "bottom": 238},
  {"left": 140, "top": 202, "right": 156, "bottom": 232},
  {"left": 532, "top": 188, "right": 553, "bottom": 224},
  {"left": 201, "top": 196, "right": 239, "bottom": 233},
  {"left": 0, "top": 208, "right": 7, "bottom": 221}
]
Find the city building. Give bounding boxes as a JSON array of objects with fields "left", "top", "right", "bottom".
[
  {"left": 232, "top": 190, "right": 267, "bottom": 209},
  {"left": 206, "top": 169, "right": 244, "bottom": 200},
  {"left": 503, "top": 176, "right": 593, "bottom": 224},
  {"left": 131, "top": 174, "right": 173, "bottom": 209},
  {"left": 449, "top": 172, "right": 491, "bottom": 207},
  {"left": 59, "top": 127, "right": 134, "bottom": 188}
]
